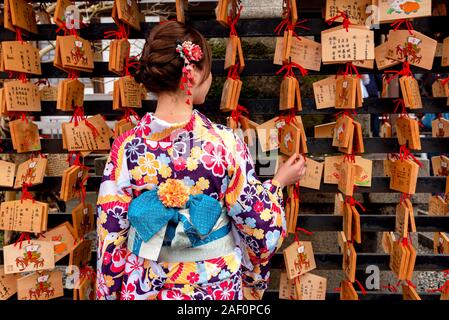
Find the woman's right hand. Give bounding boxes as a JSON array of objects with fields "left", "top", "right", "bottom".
[{"left": 273, "top": 153, "right": 306, "bottom": 188}]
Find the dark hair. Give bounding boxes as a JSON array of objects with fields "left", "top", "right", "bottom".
[{"left": 134, "top": 21, "right": 212, "bottom": 93}]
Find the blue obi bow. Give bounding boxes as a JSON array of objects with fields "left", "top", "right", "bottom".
[{"left": 128, "top": 189, "right": 224, "bottom": 247}]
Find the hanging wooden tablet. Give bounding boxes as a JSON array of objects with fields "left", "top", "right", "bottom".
[
  {"left": 39, "top": 85, "right": 58, "bottom": 101},
  {"left": 313, "top": 76, "right": 336, "bottom": 109},
  {"left": 256, "top": 118, "right": 280, "bottom": 152},
  {"left": 0, "top": 268, "right": 19, "bottom": 300},
  {"left": 389, "top": 240, "right": 408, "bottom": 280},
  {"left": 442, "top": 36, "right": 449, "bottom": 67},
  {"left": 296, "top": 273, "right": 327, "bottom": 300},
  {"left": 337, "top": 231, "right": 347, "bottom": 254},
  {"left": 332, "top": 115, "right": 354, "bottom": 148},
  {"left": 118, "top": 76, "right": 142, "bottom": 108},
  {"left": 9, "top": 119, "right": 41, "bottom": 153},
  {"left": 325, "top": 0, "right": 370, "bottom": 25},
  {"left": 215, "top": 0, "right": 231, "bottom": 27},
  {"left": 395, "top": 117, "right": 421, "bottom": 150},
  {"left": 71, "top": 202, "right": 94, "bottom": 238},
  {"left": 68, "top": 239, "right": 93, "bottom": 274},
  {"left": 62, "top": 115, "right": 111, "bottom": 152},
  {"left": 231, "top": 79, "right": 243, "bottom": 111},
  {"left": 432, "top": 118, "right": 449, "bottom": 138},
  {"left": 432, "top": 79, "right": 448, "bottom": 97},
  {"left": 351, "top": 205, "right": 361, "bottom": 244},
  {"left": 17, "top": 270, "right": 64, "bottom": 300},
  {"left": 14, "top": 157, "right": 47, "bottom": 189},
  {"left": 335, "top": 76, "right": 357, "bottom": 109},
  {"left": 386, "top": 30, "right": 437, "bottom": 70},
  {"left": 0, "top": 200, "right": 48, "bottom": 233},
  {"left": 342, "top": 241, "right": 357, "bottom": 282},
  {"left": 55, "top": 35, "right": 95, "bottom": 72},
  {"left": 4, "top": 80, "right": 41, "bottom": 112},
  {"left": 299, "top": 158, "right": 323, "bottom": 190},
  {"left": 38, "top": 222, "right": 76, "bottom": 262},
  {"left": 224, "top": 35, "right": 239, "bottom": 70},
  {"left": 354, "top": 158, "right": 372, "bottom": 188},
  {"left": 395, "top": 201, "right": 410, "bottom": 238},
  {"left": 0, "top": 160, "right": 15, "bottom": 188},
  {"left": 380, "top": 122, "right": 392, "bottom": 138},
  {"left": 382, "top": 232, "right": 395, "bottom": 254},
  {"left": 400, "top": 76, "right": 422, "bottom": 109},
  {"left": 402, "top": 284, "right": 421, "bottom": 300},
  {"left": 390, "top": 159, "right": 419, "bottom": 194},
  {"left": 53, "top": 0, "right": 73, "bottom": 28},
  {"left": 175, "top": 0, "right": 188, "bottom": 23},
  {"left": 340, "top": 280, "right": 358, "bottom": 300},
  {"left": 114, "top": 0, "right": 141, "bottom": 31},
  {"left": 321, "top": 25, "right": 374, "bottom": 64},
  {"left": 8, "top": 0, "right": 38, "bottom": 34},
  {"left": 378, "top": 0, "right": 431, "bottom": 23},
  {"left": 279, "top": 272, "right": 297, "bottom": 300},
  {"left": 1, "top": 41, "right": 41, "bottom": 75},
  {"left": 57, "top": 79, "right": 85, "bottom": 111},
  {"left": 220, "top": 78, "right": 236, "bottom": 112},
  {"left": 403, "top": 198, "right": 417, "bottom": 233},
  {"left": 109, "top": 39, "right": 130, "bottom": 76},
  {"left": 334, "top": 193, "right": 345, "bottom": 216},
  {"left": 338, "top": 161, "right": 357, "bottom": 196},
  {"left": 405, "top": 242, "right": 417, "bottom": 281},
  {"left": 115, "top": 119, "right": 135, "bottom": 138},
  {"left": 375, "top": 42, "right": 401, "bottom": 70},
  {"left": 282, "top": 30, "right": 294, "bottom": 63},
  {"left": 434, "top": 232, "right": 449, "bottom": 254},
  {"left": 283, "top": 241, "right": 316, "bottom": 279},
  {"left": 314, "top": 122, "right": 336, "bottom": 138},
  {"left": 343, "top": 203, "right": 353, "bottom": 242},
  {"left": 431, "top": 155, "right": 449, "bottom": 176},
  {"left": 428, "top": 195, "right": 448, "bottom": 216},
  {"left": 274, "top": 36, "right": 322, "bottom": 72},
  {"left": 280, "top": 76, "right": 296, "bottom": 111},
  {"left": 60, "top": 165, "right": 89, "bottom": 202},
  {"left": 280, "top": 122, "right": 301, "bottom": 157},
  {"left": 74, "top": 272, "right": 96, "bottom": 300},
  {"left": 3, "top": 240, "right": 55, "bottom": 274}
]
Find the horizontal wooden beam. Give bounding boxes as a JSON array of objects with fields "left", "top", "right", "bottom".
[
  {"left": 0, "top": 176, "right": 444, "bottom": 193},
  {"left": 36, "top": 97, "right": 449, "bottom": 116},
  {"left": 0, "top": 17, "right": 446, "bottom": 41},
  {"left": 1, "top": 137, "right": 447, "bottom": 154}
]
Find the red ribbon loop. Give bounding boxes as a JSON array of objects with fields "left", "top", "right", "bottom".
[
  {"left": 14, "top": 232, "right": 31, "bottom": 249},
  {"left": 325, "top": 10, "right": 351, "bottom": 32},
  {"left": 390, "top": 18, "right": 414, "bottom": 35}
]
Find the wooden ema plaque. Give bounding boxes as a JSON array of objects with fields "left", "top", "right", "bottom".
[
  {"left": 0, "top": 268, "right": 20, "bottom": 300},
  {"left": 113, "top": 0, "right": 141, "bottom": 31},
  {"left": 321, "top": 25, "right": 374, "bottom": 64},
  {"left": 38, "top": 222, "right": 76, "bottom": 262},
  {"left": 4, "top": 80, "right": 41, "bottom": 112},
  {"left": 274, "top": 36, "right": 321, "bottom": 71},
  {"left": 1, "top": 41, "right": 41, "bottom": 75},
  {"left": 17, "top": 270, "right": 64, "bottom": 300},
  {"left": 283, "top": 241, "right": 316, "bottom": 280},
  {"left": 0, "top": 160, "right": 16, "bottom": 188},
  {"left": 14, "top": 157, "right": 47, "bottom": 189},
  {"left": 0, "top": 199, "right": 49, "bottom": 233},
  {"left": 3, "top": 240, "right": 55, "bottom": 274}
]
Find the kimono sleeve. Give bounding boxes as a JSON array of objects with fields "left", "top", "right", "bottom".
[
  {"left": 224, "top": 132, "right": 287, "bottom": 299},
  {"left": 95, "top": 138, "right": 132, "bottom": 300}
]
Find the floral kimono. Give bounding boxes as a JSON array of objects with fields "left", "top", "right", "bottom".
[{"left": 96, "top": 109, "right": 286, "bottom": 300}]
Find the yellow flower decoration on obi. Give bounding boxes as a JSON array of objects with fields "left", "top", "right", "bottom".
[
  {"left": 158, "top": 179, "right": 190, "bottom": 208},
  {"left": 138, "top": 153, "right": 160, "bottom": 176}
]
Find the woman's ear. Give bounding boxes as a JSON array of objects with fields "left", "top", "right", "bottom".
[{"left": 190, "top": 64, "right": 204, "bottom": 87}]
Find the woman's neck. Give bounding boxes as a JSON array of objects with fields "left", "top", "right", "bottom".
[{"left": 154, "top": 92, "right": 194, "bottom": 124}]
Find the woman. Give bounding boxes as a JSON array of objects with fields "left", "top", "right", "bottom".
[{"left": 96, "top": 21, "right": 306, "bottom": 300}]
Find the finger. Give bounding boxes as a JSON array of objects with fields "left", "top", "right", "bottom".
[{"left": 285, "top": 153, "right": 298, "bottom": 166}]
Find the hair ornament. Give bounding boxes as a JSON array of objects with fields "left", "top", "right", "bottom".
[{"left": 176, "top": 40, "right": 204, "bottom": 105}]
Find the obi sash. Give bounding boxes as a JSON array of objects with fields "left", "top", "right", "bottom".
[{"left": 127, "top": 188, "right": 235, "bottom": 262}]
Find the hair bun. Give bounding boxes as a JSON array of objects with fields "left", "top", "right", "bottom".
[{"left": 135, "top": 21, "right": 211, "bottom": 94}]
